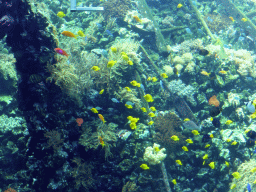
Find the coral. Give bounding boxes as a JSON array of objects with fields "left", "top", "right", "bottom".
[
  {"left": 173, "top": 56, "right": 185, "bottom": 65},
  {"left": 228, "top": 92, "right": 241, "bottom": 107},
  {"left": 44, "top": 130, "right": 64, "bottom": 152},
  {"left": 0, "top": 114, "right": 26, "bottom": 135},
  {"left": 228, "top": 159, "right": 256, "bottom": 192},
  {"left": 103, "top": 0, "right": 131, "bottom": 20},
  {"left": 208, "top": 95, "right": 220, "bottom": 107},
  {"left": 4, "top": 188, "right": 16, "bottom": 192},
  {"left": 79, "top": 121, "right": 118, "bottom": 159},
  {"left": 167, "top": 79, "right": 196, "bottom": 105},
  {"left": 71, "top": 157, "right": 94, "bottom": 190},
  {"left": 175, "top": 64, "right": 183, "bottom": 73},
  {"left": 162, "top": 16, "right": 174, "bottom": 27},
  {"left": 143, "top": 143, "right": 167, "bottom": 165},
  {"left": 184, "top": 61, "right": 196, "bottom": 74},
  {"left": 204, "top": 13, "right": 232, "bottom": 33},
  {"left": 153, "top": 112, "right": 186, "bottom": 153},
  {"left": 163, "top": 65, "right": 174, "bottom": 76},
  {"left": 122, "top": 181, "right": 138, "bottom": 192}
]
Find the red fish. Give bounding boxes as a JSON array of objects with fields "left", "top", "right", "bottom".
[{"left": 54, "top": 48, "right": 69, "bottom": 57}]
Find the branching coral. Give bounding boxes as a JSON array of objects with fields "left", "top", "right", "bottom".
[
  {"left": 153, "top": 112, "right": 186, "bottom": 153},
  {"left": 204, "top": 13, "right": 232, "bottom": 33},
  {"left": 103, "top": 0, "right": 131, "bottom": 20}
]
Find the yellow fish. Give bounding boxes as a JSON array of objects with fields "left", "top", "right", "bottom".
[
  {"left": 57, "top": 11, "right": 66, "bottom": 18},
  {"left": 141, "top": 107, "right": 147, "bottom": 112},
  {"left": 225, "top": 161, "right": 229, "bottom": 167},
  {"left": 140, "top": 164, "right": 149, "bottom": 170},
  {"left": 91, "top": 66, "right": 100, "bottom": 71},
  {"left": 176, "top": 160, "right": 182, "bottom": 165},
  {"left": 148, "top": 112, "right": 155, "bottom": 117},
  {"left": 122, "top": 55, "right": 129, "bottom": 61},
  {"left": 241, "top": 18, "right": 247, "bottom": 22},
  {"left": 125, "top": 104, "right": 133, "bottom": 109},
  {"left": 99, "top": 89, "right": 104, "bottom": 94},
  {"left": 230, "top": 184, "right": 236, "bottom": 189},
  {"left": 125, "top": 87, "right": 131, "bottom": 92},
  {"left": 130, "top": 80, "right": 140, "bottom": 87},
  {"left": 184, "top": 118, "right": 190, "bottom": 122},
  {"left": 254, "top": 180, "right": 256, "bottom": 184},
  {"left": 202, "top": 154, "right": 208, "bottom": 159},
  {"left": 225, "top": 120, "right": 233, "bottom": 125},
  {"left": 177, "top": 3, "right": 183, "bottom": 8},
  {"left": 182, "top": 146, "right": 188, "bottom": 151},
  {"left": 232, "top": 172, "right": 241, "bottom": 179},
  {"left": 152, "top": 77, "right": 158, "bottom": 82},
  {"left": 144, "top": 94, "right": 154, "bottom": 102},
  {"left": 127, "top": 60, "right": 133, "bottom": 65},
  {"left": 172, "top": 179, "right": 177, "bottom": 185},
  {"left": 127, "top": 116, "right": 139, "bottom": 123},
  {"left": 226, "top": 139, "right": 231, "bottom": 142},
  {"left": 147, "top": 77, "right": 152, "bottom": 81},
  {"left": 161, "top": 73, "right": 168, "bottom": 78},
  {"left": 107, "top": 60, "right": 116, "bottom": 68},
  {"left": 61, "top": 31, "right": 77, "bottom": 39},
  {"left": 219, "top": 70, "right": 228, "bottom": 74},
  {"left": 250, "top": 167, "right": 256, "bottom": 172},
  {"left": 229, "top": 16, "right": 235, "bottom": 22},
  {"left": 91, "top": 108, "right": 98, "bottom": 113},
  {"left": 77, "top": 30, "right": 85, "bottom": 37},
  {"left": 201, "top": 70, "right": 211, "bottom": 76},
  {"left": 209, "top": 162, "right": 215, "bottom": 169},
  {"left": 148, "top": 121, "right": 154, "bottom": 125},
  {"left": 231, "top": 141, "right": 237, "bottom": 145},
  {"left": 111, "top": 47, "right": 117, "bottom": 53},
  {"left": 186, "top": 139, "right": 193, "bottom": 144},
  {"left": 98, "top": 114, "right": 106, "bottom": 124},
  {"left": 250, "top": 113, "right": 256, "bottom": 119},
  {"left": 210, "top": 134, "right": 214, "bottom": 138},
  {"left": 130, "top": 122, "right": 137, "bottom": 129},
  {"left": 192, "top": 130, "right": 200, "bottom": 135},
  {"left": 205, "top": 144, "right": 210, "bottom": 148},
  {"left": 202, "top": 161, "right": 205, "bottom": 165},
  {"left": 150, "top": 107, "right": 156, "bottom": 111},
  {"left": 171, "top": 135, "right": 180, "bottom": 141}
]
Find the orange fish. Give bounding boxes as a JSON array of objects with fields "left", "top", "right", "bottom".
[
  {"left": 133, "top": 16, "right": 142, "bottom": 23},
  {"left": 61, "top": 31, "right": 77, "bottom": 39},
  {"left": 76, "top": 118, "right": 83, "bottom": 126},
  {"left": 99, "top": 136, "right": 105, "bottom": 147},
  {"left": 54, "top": 48, "right": 69, "bottom": 57},
  {"left": 229, "top": 17, "right": 235, "bottom": 22},
  {"left": 98, "top": 114, "right": 106, "bottom": 124}
]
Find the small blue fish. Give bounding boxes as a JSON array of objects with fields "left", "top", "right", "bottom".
[
  {"left": 111, "top": 98, "right": 119, "bottom": 103},
  {"left": 106, "top": 30, "right": 113, "bottom": 36},
  {"left": 185, "top": 28, "right": 192, "bottom": 34},
  {"left": 247, "top": 183, "right": 251, "bottom": 192}
]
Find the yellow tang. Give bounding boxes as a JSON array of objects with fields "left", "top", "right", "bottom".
[
  {"left": 130, "top": 122, "right": 136, "bottom": 129},
  {"left": 184, "top": 118, "right": 190, "bottom": 122},
  {"left": 177, "top": 3, "right": 183, "bottom": 8},
  {"left": 91, "top": 66, "right": 100, "bottom": 71},
  {"left": 230, "top": 184, "right": 236, "bottom": 189},
  {"left": 225, "top": 120, "right": 233, "bottom": 125},
  {"left": 125, "top": 104, "right": 133, "bottom": 109},
  {"left": 91, "top": 108, "right": 98, "bottom": 113},
  {"left": 209, "top": 162, "right": 215, "bottom": 169},
  {"left": 148, "top": 121, "right": 154, "bottom": 125},
  {"left": 99, "top": 89, "right": 104, "bottom": 94},
  {"left": 192, "top": 130, "right": 200, "bottom": 135},
  {"left": 141, "top": 107, "right": 147, "bottom": 112},
  {"left": 176, "top": 160, "right": 182, "bottom": 165},
  {"left": 205, "top": 144, "right": 210, "bottom": 148},
  {"left": 152, "top": 77, "right": 158, "bottom": 82},
  {"left": 186, "top": 139, "right": 193, "bottom": 144},
  {"left": 148, "top": 112, "right": 155, "bottom": 117},
  {"left": 77, "top": 30, "right": 85, "bottom": 37},
  {"left": 161, "top": 73, "right": 168, "bottom": 78},
  {"left": 57, "top": 11, "right": 66, "bottom": 18},
  {"left": 140, "top": 164, "right": 149, "bottom": 170},
  {"left": 171, "top": 135, "right": 179, "bottom": 141},
  {"left": 127, "top": 60, "right": 133, "bottom": 65},
  {"left": 125, "top": 87, "right": 131, "bottom": 92},
  {"left": 182, "top": 146, "right": 188, "bottom": 151},
  {"left": 225, "top": 161, "right": 229, "bottom": 167},
  {"left": 232, "top": 172, "right": 241, "bottom": 179},
  {"left": 150, "top": 107, "right": 156, "bottom": 111},
  {"left": 172, "top": 179, "right": 177, "bottom": 185},
  {"left": 111, "top": 47, "right": 117, "bottom": 53},
  {"left": 107, "top": 60, "right": 116, "bottom": 68},
  {"left": 144, "top": 94, "right": 154, "bottom": 102},
  {"left": 202, "top": 154, "right": 208, "bottom": 159},
  {"left": 231, "top": 141, "right": 237, "bottom": 145}
]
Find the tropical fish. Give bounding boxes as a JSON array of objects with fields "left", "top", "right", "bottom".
[
  {"left": 147, "top": 77, "right": 152, "bottom": 81},
  {"left": 152, "top": 77, "right": 158, "bottom": 82},
  {"left": 192, "top": 130, "right": 200, "bottom": 135},
  {"left": 186, "top": 139, "right": 193, "bottom": 144},
  {"left": 57, "top": 11, "right": 66, "bottom": 18},
  {"left": 127, "top": 60, "right": 133, "bottom": 65},
  {"left": 61, "top": 31, "right": 77, "bottom": 39},
  {"left": 105, "top": 30, "right": 113, "bottom": 36},
  {"left": 184, "top": 118, "right": 190, "bottom": 122},
  {"left": 202, "top": 134, "right": 212, "bottom": 142},
  {"left": 176, "top": 160, "right": 182, "bottom": 165},
  {"left": 111, "top": 47, "right": 117, "bottom": 53},
  {"left": 201, "top": 70, "right": 211, "bottom": 76},
  {"left": 161, "top": 73, "right": 168, "bottom": 78},
  {"left": 91, "top": 108, "right": 98, "bottom": 113},
  {"left": 122, "top": 54, "right": 129, "bottom": 61},
  {"left": 209, "top": 107, "right": 222, "bottom": 117},
  {"left": 133, "top": 15, "right": 142, "bottom": 23},
  {"left": 130, "top": 122, "right": 136, "bottom": 129},
  {"left": 219, "top": 70, "right": 228, "bottom": 74},
  {"left": 245, "top": 101, "right": 255, "bottom": 113},
  {"left": 171, "top": 135, "right": 180, "bottom": 141},
  {"left": 209, "top": 95, "right": 220, "bottom": 107},
  {"left": 54, "top": 48, "right": 69, "bottom": 57},
  {"left": 209, "top": 162, "right": 215, "bottom": 169},
  {"left": 225, "top": 161, "right": 229, "bottom": 167},
  {"left": 107, "top": 60, "right": 116, "bottom": 67},
  {"left": 127, "top": 116, "right": 139, "bottom": 123},
  {"left": 210, "top": 134, "right": 214, "bottom": 138},
  {"left": 225, "top": 120, "right": 233, "bottom": 125},
  {"left": 125, "top": 87, "right": 131, "bottom": 92},
  {"left": 226, "top": 139, "right": 231, "bottom": 142},
  {"left": 99, "top": 89, "right": 104, "bottom": 94},
  {"left": 130, "top": 80, "right": 140, "bottom": 87},
  {"left": 111, "top": 98, "right": 119, "bottom": 103},
  {"left": 99, "top": 136, "right": 105, "bottom": 147},
  {"left": 177, "top": 3, "right": 183, "bottom": 8},
  {"left": 250, "top": 167, "right": 256, "bottom": 172},
  {"left": 182, "top": 146, "right": 188, "bottom": 151},
  {"left": 198, "top": 49, "right": 209, "bottom": 56},
  {"left": 231, "top": 141, "right": 237, "bottom": 145},
  {"left": 205, "top": 144, "right": 211, "bottom": 148},
  {"left": 76, "top": 118, "right": 83, "bottom": 126},
  {"left": 247, "top": 183, "right": 251, "bottom": 192},
  {"left": 241, "top": 18, "right": 248, "bottom": 22},
  {"left": 141, "top": 107, "right": 147, "bottom": 112},
  {"left": 150, "top": 107, "right": 156, "bottom": 111},
  {"left": 140, "top": 164, "right": 149, "bottom": 170},
  {"left": 172, "top": 179, "right": 177, "bottom": 185},
  {"left": 148, "top": 112, "right": 155, "bottom": 117},
  {"left": 77, "top": 30, "right": 85, "bottom": 37},
  {"left": 98, "top": 114, "right": 106, "bottom": 123},
  {"left": 144, "top": 94, "right": 154, "bottom": 102},
  {"left": 153, "top": 146, "right": 160, "bottom": 151},
  {"left": 125, "top": 104, "right": 133, "bottom": 109},
  {"left": 91, "top": 66, "right": 100, "bottom": 71},
  {"left": 148, "top": 121, "right": 154, "bottom": 125},
  {"left": 232, "top": 172, "right": 241, "bottom": 179},
  {"left": 230, "top": 184, "right": 236, "bottom": 189},
  {"left": 202, "top": 154, "right": 208, "bottom": 159},
  {"left": 229, "top": 17, "right": 235, "bottom": 22}
]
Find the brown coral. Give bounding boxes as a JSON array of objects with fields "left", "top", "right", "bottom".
[
  {"left": 204, "top": 13, "right": 232, "bottom": 33},
  {"left": 153, "top": 112, "right": 186, "bottom": 153},
  {"left": 208, "top": 95, "right": 220, "bottom": 107},
  {"left": 103, "top": 0, "right": 131, "bottom": 20}
]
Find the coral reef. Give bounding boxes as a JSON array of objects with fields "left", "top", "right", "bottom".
[
  {"left": 143, "top": 143, "right": 167, "bottom": 165},
  {"left": 103, "top": 0, "right": 131, "bottom": 20},
  {"left": 204, "top": 14, "right": 232, "bottom": 33},
  {"left": 153, "top": 112, "right": 186, "bottom": 153}
]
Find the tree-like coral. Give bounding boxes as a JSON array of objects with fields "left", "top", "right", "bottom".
[{"left": 153, "top": 112, "right": 186, "bottom": 153}]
